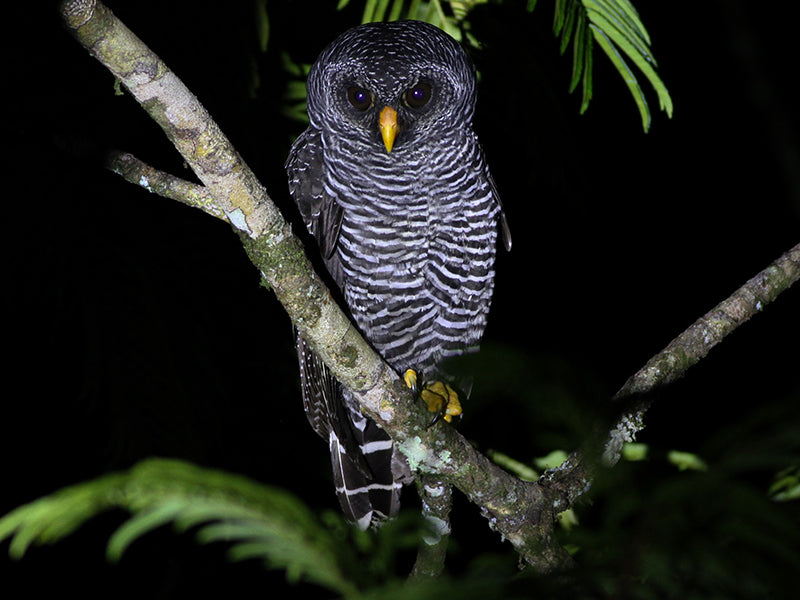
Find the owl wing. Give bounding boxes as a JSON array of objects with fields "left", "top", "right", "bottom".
[
  {"left": 287, "top": 127, "right": 403, "bottom": 528},
  {"left": 286, "top": 127, "right": 345, "bottom": 271}
]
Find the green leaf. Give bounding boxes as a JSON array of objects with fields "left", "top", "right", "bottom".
[
  {"left": 579, "top": 27, "right": 594, "bottom": 113},
  {"left": 254, "top": 0, "right": 269, "bottom": 52},
  {"left": 557, "top": 508, "right": 580, "bottom": 530},
  {"left": 568, "top": 9, "right": 589, "bottom": 92},
  {"left": 389, "top": 0, "right": 406, "bottom": 21},
  {"left": 605, "top": 0, "right": 651, "bottom": 44},
  {"left": 583, "top": 0, "right": 673, "bottom": 129},
  {"left": 622, "top": 442, "right": 649, "bottom": 461},
  {"left": 488, "top": 450, "right": 539, "bottom": 481},
  {"left": 106, "top": 501, "right": 184, "bottom": 562},
  {"left": 667, "top": 450, "right": 709, "bottom": 472},
  {"left": 361, "top": 0, "right": 377, "bottom": 21},
  {"left": 592, "top": 0, "right": 652, "bottom": 58},
  {"left": 769, "top": 467, "right": 800, "bottom": 502},
  {"left": 588, "top": 23, "right": 650, "bottom": 130},
  {"left": 534, "top": 449, "right": 570, "bottom": 471},
  {"left": 559, "top": 1, "right": 578, "bottom": 54},
  {"left": 374, "top": 0, "right": 393, "bottom": 21},
  {"left": 553, "top": 0, "right": 568, "bottom": 35}
]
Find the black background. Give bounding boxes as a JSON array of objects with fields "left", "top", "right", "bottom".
[{"left": 4, "top": 1, "right": 799, "bottom": 597}]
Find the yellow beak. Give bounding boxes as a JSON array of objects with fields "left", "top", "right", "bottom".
[{"left": 379, "top": 106, "right": 398, "bottom": 153}]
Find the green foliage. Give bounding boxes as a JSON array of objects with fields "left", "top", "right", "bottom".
[
  {"left": 542, "top": 0, "right": 673, "bottom": 131},
  {"left": 2, "top": 420, "right": 797, "bottom": 597},
  {"left": 0, "top": 457, "right": 543, "bottom": 598},
  {"left": 353, "top": 0, "right": 484, "bottom": 41},
  {"left": 254, "top": 0, "right": 270, "bottom": 52},
  {"left": 771, "top": 466, "right": 800, "bottom": 502},
  {"left": 281, "top": 53, "right": 312, "bottom": 124},
  {"left": 533, "top": 448, "right": 570, "bottom": 471},
  {"left": 0, "top": 459, "right": 358, "bottom": 596},
  {"left": 565, "top": 461, "right": 800, "bottom": 599},
  {"left": 667, "top": 449, "right": 709, "bottom": 472},
  {"left": 281, "top": 0, "right": 671, "bottom": 132},
  {"left": 487, "top": 449, "right": 539, "bottom": 481},
  {"left": 621, "top": 442, "right": 648, "bottom": 461}
]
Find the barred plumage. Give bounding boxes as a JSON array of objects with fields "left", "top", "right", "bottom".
[{"left": 286, "top": 20, "right": 510, "bottom": 528}]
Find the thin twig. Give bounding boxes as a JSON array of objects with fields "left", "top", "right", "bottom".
[
  {"left": 603, "top": 241, "right": 800, "bottom": 465},
  {"left": 545, "top": 241, "right": 800, "bottom": 500},
  {"left": 106, "top": 151, "right": 229, "bottom": 223}
]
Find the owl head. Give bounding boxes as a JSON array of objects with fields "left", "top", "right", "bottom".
[{"left": 306, "top": 20, "right": 478, "bottom": 154}]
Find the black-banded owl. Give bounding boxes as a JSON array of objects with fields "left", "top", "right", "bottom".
[{"left": 286, "top": 20, "right": 511, "bottom": 529}]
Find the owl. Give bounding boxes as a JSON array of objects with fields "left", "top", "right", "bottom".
[{"left": 286, "top": 20, "right": 510, "bottom": 529}]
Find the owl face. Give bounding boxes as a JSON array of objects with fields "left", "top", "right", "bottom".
[{"left": 306, "top": 21, "right": 477, "bottom": 154}]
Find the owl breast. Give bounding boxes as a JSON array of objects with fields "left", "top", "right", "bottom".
[{"left": 322, "top": 130, "right": 500, "bottom": 376}]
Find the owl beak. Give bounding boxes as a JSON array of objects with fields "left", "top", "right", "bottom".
[{"left": 379, "top": 106, "right": 398, "bottom": 153}]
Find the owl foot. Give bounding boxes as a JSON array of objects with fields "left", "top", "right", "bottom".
[{"left": 403, "top": 369, "right": 462, "bottom": 426}]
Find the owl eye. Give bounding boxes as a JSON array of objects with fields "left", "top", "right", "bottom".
[
  {"left": 347, "top": 86, "right": 373, "bottom": 111},
  {"left": 404, "top": 82, "right": 432, "bottom": 108}
]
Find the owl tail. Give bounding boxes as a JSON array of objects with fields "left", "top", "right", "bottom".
[
  {"left": 329, "top": 412, "right": 407, "bottom": 529},
  {"left": 296, "top": 333, "right": 411, "bottom": 529}
]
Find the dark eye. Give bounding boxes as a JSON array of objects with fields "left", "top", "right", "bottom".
[
  {"left": 404, "top": 82, "right": 432, "bottom": 108},
  {"left": 347, "top": 86, "right": 373, "bottom": 111}
]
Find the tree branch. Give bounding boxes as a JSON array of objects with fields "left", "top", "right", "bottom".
[
  {"left": 410, "top": 476, "right": 452, "bottom": 579},
  {"left": 59, "top": 0, "right": 570, "bottom": 571},
  {"left": 542, "top": 241, "right": 800, "bottom": 501},
  {"left": 106, "top": 151, "right": 229, "bottom": 223},
  {"left": 58, "top": 0, "right": 800, "bottom": 575},
  {"left": 604, "top": 241, "right": 800, "bottom": 465}
]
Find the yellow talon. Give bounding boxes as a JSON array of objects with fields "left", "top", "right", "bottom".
[
  {"left": 404, "top": 369, "right": 418, "bottom": 393},
  {"left": 404, "top": 369, "right": 462, "bottom": 424}
]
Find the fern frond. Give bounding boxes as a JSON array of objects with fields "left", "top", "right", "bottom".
[
  {"left": 0, "top": 459, "right": 358, "bottom": 597},
  {"left": 0, "top": 472, "right": 127, "bottom": 559}
]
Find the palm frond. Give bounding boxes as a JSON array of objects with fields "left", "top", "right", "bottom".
[{"left": 540, "top": 0, "right": 672, "bottom": 131}]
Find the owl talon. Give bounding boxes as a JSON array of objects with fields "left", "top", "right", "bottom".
[
  {"left": 405, "top": 370, "right": 462, "bottom": 425},
  {"left": 403, "top": 369, "right": 419, "bottom": 395}
]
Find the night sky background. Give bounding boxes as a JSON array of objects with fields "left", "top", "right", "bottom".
[{"left": 5, "top": 1, "right": 799, "bottom": 597}]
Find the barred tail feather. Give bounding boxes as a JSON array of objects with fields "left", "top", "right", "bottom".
[
  {"left": 298, "top": 332, "right": 406, "bottom": 528},
  {"left": 329, "top": 427, "right": 402, "bottom": 529},
  {"left": 329, "top": 431, "right": 375, "bottom": 530}
]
